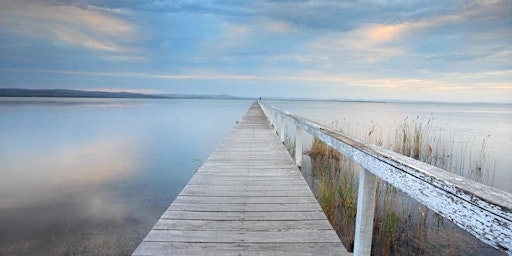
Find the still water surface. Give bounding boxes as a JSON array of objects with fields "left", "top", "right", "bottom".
[
  {"left": 0, "top": 98, "right": 510, "bottom": 255},
  {"left": 269, "top": 100, "right": 512, "bottom": 192},
  {"left": 0, "top": 98, "right": 251, "bottom": 255}
]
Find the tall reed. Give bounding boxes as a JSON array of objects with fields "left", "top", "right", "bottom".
[
  {"left": 284, "top": 134, "right": 295, "bottom": 158},
  {"left": 305, "top": 117, "right": 497, "bottom": 255}
]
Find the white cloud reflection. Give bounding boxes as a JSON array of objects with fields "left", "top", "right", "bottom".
[{"left": 0, "top": 137, "right": 138, "bottom": 209}]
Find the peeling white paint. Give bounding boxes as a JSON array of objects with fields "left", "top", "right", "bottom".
[{"left": 259, "top": 101, "right": 512, "bottom": 255}]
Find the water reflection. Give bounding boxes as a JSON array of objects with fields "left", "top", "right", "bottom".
[
  {"left": 0, "top": 136, "right": 137, "bottom": 209},
  {"left": 0, "top": 98, "right": 251, "bottom": 255},
  {"left": 4, "top": 98, "right": 507, "bottom": 255},
  {"left": 269, "top": 100, "right": 512, "bottom": 192}
]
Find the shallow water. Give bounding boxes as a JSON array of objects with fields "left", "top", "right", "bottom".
[
  {"left": 0, "top": 98, "right": 510, "bottom": 255},
  {"left": 267, "top": 100, "right": 510, "bottom": 255},
  {"left": 0, "top": 98, "right": 251, "bottom": 255},
  {"left": 269, "top": 100, "right": 512, "bottom": 192}
]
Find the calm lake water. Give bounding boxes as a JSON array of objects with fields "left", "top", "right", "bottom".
[
  {"left": 269, "top": 100, "right": 512, "bottom": 192},
  {"left": 0, "top": 98, "right": 251, "bottom": 255},
  {"left": 0, "top": 98, "right": 510, "bottom": 255}
]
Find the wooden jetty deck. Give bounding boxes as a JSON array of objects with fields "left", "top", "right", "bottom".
[{"left": 133, "top": 102, "right": 348, "bottom": 255}]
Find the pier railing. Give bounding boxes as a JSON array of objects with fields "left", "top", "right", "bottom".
[{"left": 259, "top": 101, "right": 512, "bottom": 256}]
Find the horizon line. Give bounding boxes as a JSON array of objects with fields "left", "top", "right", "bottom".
[{"left": 0, "top": 88, "right": 510, "bottom": 105}]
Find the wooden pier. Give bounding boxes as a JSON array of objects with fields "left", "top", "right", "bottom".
[{"left": 133, "top": 102, "right": 348, "bottom": 255}]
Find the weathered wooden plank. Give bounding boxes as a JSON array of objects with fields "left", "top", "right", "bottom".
[
  {"left": 209, "top": 151, "right": 290, "bottom": 154},
  {"left": 167, "top": 203, "right": 323, "bottom": 212},
  {"left": 179, "top": 189, "right": 313, "bottom": 197},
  {"left": 195, "top": 172, "right": 300, "bottom": 177},
  {"left": 172, "top": 196, "right": 317, "bottom": 204},
  {"left": 187, "top": 179, "right": 307, "bottom": 186},
  {"left": 188, "top": 176, "right": 301, "bottom": 182},
  {"left": 211, "top": 149, "right": 285, "bottom": 152},
  {"left": 161, "top": 210, "right": 328, "bottom": 221},
  {"left": 194, "top": 170, "right": 299, "bottom": 176},
  {"left": 211, "top": 148, "right": 287, "bottom": 152},
  {"left": 143, "top": 230, "right": 342, "bottom": 243},
  {"left": 152, "top": 219, "right": 335, "bottom": 231},
  {"left": 191, "top": 173, "right": 299, "bottom": 178},
  {"left": 207, "top": 155, "right": 292, "bottom": 160},
  {"left": 210, "top": 146, "right": 289, "bottom": 150},
  {"left": 199, "top": 162, "right": 297, "bottom": 167},
  {"left": 133, "top": 102, "right": 347, "bottom": 255},
  {"left": 261, "top": 101, "right": 512, "bottom": 254},
  {"left": 133, "top": 242, "right": 347, "bottom": 256},
  {"left": 203, "top": 159, "right": 294, "bottom": 164},
  {"left": 196, "top": 165, "right": 298, "bottom": 170},
  {"left": 186, "top": 176, "right": 303, "bottom": 181},
  {"left": 182, "top": 184, "right": 310, "bottom": 191},
  {"left": 211, "top": 147, "right": 290, "bottom": 151}
]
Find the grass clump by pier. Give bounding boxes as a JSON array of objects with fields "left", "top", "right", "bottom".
[
  {"left": 304, "top": 117, "right": 497, "bottom": 255},
  {"left": 284, "top": 134, "right": 295, "bottom": 159}
]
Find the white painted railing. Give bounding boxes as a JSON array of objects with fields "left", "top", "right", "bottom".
[{"left": 259, "top": 101, "right": 512, "bottom": 256}]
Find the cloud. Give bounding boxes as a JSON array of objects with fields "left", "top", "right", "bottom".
[
  {"left": 2, "top": 66, "right": 510, "bottom": 102},
  {"left": 222, "top": 22, "right": 252, "bottom": 41},
  {"left": 300, "top": 30, "right": 406, "bottom": 68},
  {"left": 70, "top": 0, "right": 256, "bottom": 18},
  {"left": 191, "top": 17, "right": 297, "bottom": 67},
  {"left": 302, "top": 13, "right": 465, "bottom": 61},
  {"left": 256, "top": 0, "right": 445, "bottom": 32},
  {"left": 0, "top": 0, "right": 510, "bottom": 102},
  {"left": 5, "top": 66, "right": 510, "bottom": 88},
  {"left": 263, "top": 20, "right": 291, "bottom": 33},
  {"left": 356, "top": 15, "right": 460, "bottom": 43},
  {"left": 0, "top": 0, "right": 139, "bottom": 58}
]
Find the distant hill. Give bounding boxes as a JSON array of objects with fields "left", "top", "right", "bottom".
[
  {"left": 160, "top": 93, "right": 249, "bottom": 100},
  {"left": 0, "top": 88, "right": 166, "bottom": 98},
  {"left": 0, "top": 88, "right": 252, "bottom": 100}
]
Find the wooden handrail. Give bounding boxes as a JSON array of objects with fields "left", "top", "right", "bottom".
[{"left": 259, "top": 101, "right": 512, "bottom": 255}]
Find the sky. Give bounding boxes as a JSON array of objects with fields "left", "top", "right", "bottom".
[{"left": 0, "top": 0, "right": 511, "bottom": 102}]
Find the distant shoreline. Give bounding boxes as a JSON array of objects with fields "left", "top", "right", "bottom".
[
  {"left": 0, "top": 88, "right": 508, "bottom": 104},
  {"left": 0, "top": 88, "right": 252, "bottom": 100}
]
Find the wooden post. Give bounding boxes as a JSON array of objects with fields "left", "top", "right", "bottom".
[
  {"left": 267, "top": 108, "right": 272, "bottom": 124},
  {"left": 273, "top": 112, "right": 278, "bottom": 134},
  {"left": 353, "top": 167, "right": 377, "bottom": 256},
  {"left": 295, "top": 125, "right": 302, "bottom": 166},
  {"left": 258, "top": 102, "right": 512, "bottom": 254},
  {"left": 280, "top": 115, "right": 286, "bottom": 143}
]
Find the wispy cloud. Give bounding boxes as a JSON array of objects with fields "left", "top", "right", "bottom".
[
  {"left": 0, "top": 0, "right": 510, "bottom": 102},
  {"left": 5, "top": 67, "right": 511, "bottom": 90},
  {"left": 356, "top": 15, "right": 462, "bottom": 43},
  {"left": 0, "top": 0, "right": 139, "bottom": 58},
  {"left": 262, "top": 20, "right": 291, "bottom": 33},
  {"left": 298, "top": 12, "right": 470, "bottom": 67}
]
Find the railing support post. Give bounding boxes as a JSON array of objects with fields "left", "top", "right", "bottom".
[
  {"left": 280, "top": 115, "right": 286, "bottom": 143},
  {"left": 273, "top": 111, "right": 278, "bottom": 134},
  {"left": 353, "top": 167, "right": 377, "bottom": 256},
  {"left": 295, "top": 125, "right": 302, "bottom": 166}
]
